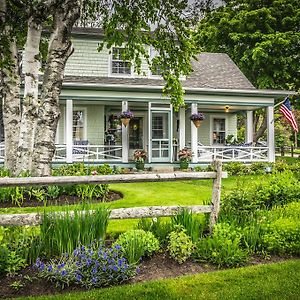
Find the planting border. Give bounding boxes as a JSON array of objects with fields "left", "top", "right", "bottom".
[{"left": 0, "top": 161, "right": 226, "bottom": 231}]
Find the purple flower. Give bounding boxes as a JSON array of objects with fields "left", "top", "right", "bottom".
[
  {"left": 91, "top": 267, "right": 97, "bottom": 274},
  {"left": 112, "top": 265, "right": 118, "bottom": 272},
  {"left": 114, "top": 244, "right": 122, "bottom": 250},
  {"left": 61, "top": 270, "right": 67, "bottom": 276},
  {"left": 136, "top": 267, "right": 140, "bottom": 273},
  {"left": 92, "top": 277, "right": 97, "bottom": 283},
  {"left": 76, "top": 274, "right": 82, "bottom": 281},
  {"left": 47, "top": 265, "right": 53, "bottom": 272}
]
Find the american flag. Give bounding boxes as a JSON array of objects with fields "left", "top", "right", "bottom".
[{"left": 279, "top": 97, "right": 298, "bottom": 132}]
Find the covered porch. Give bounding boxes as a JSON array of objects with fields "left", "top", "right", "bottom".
[{"left": 52, "top": 93, "right": 276, "bottom": 165}]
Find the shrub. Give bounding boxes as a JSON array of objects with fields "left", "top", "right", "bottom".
[
  {"left": 137, "top": 218, "right": 173, "bottom": 246},
  {"left": 114, "top": 230, "right": 160, "bottom": 264},
  {"left": 167, "top": 225, "right": 194, "bottom": 264},
  {"left": 35, "top": 242, "right": 137, "bottom": 289},
  {"left": 223, "top": 162, "right": 249, "bottom": 176},
  {"left": 193, "top": 223, "right": 248, "bottom": 267},
  {"left": 222, "top": 171, "right": 300, "bottom": 216},
  {"left": 262, "top": 218, "right": 300, "bottom": 255}
]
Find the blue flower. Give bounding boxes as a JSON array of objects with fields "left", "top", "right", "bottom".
[
  {"left": 136, "top": 267, "right": 140, "bottom": 273},
  {"left": 114, "top": 244, "right": 122, "bottom": 250},
  {"left": 103, "top": 252, "right": 108, "bottom": 259},
  {"left": 117, "top": 259, "right": 123, "bottom": 267},
  {"left": 61, "top": 270, "right": 67, "bottom": 276},
  {"left": 86, "top": 258, "right": 92, "bottom": 266},
  {"left": 39, "top": 263, "right": 45, "bottom": 271},
  {"left": 47, "top": 265, "right": 53, "bottom": 272},
  {"left": 112, "top": 265, "right": 118, "bottom": 272},
  {"left": 91, "top": 277, "right": 97, "bottom": 283},
  {"left": 57, "top": 263, "right": 65, "bottom": 269},
  {"left": 102, "top": 266, "right": 107, "bottom": 272},
  {"left": 91, "top": 267, "right": 97, "bottom": 274},
  {"left": 75, "top": 274, "right": 82, "bottom": 281}
]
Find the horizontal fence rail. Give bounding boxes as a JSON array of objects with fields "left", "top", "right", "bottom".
[
  {"left": 0, "top": 172, "right": 227, "bottom": 187},
  {"left": 0, "top": 205, "right": 213, "bottom": 226},
  {"left": 0, "top": 161, "right": 226, "bottom": 232}
]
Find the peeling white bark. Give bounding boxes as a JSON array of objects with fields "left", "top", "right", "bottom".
[
  {"left": 32, "top": 1, "right": 81, "bottom": 176},
  {"left": 15, "top": 18, "right": 42, "bottom": 175},
  {"left": 1, "top": 0, "right": 21, "bottom": 173},
  {"left": 2, "top": 40, "right": 21, "bottom": 173}
]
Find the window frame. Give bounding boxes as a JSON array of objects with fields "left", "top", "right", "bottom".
[
  {"left": 109, "top": 47, "right": 133, "bottom": 77},
  {"left": 72, "top": 107, "right": 87, "bottom": 142}
]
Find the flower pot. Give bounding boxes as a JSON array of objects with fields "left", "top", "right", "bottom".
[
  {"left": 121, "top": 118, "right": 130, "bottom": 127},
  {"left": 192, "top": 119, "right": 202, "bottom": 128},
  {"left": 135, "top": 161, "right": 145, "bottom": 171},
  {"left": 179, "top": 160, "right": 189, "bottom": 170}
]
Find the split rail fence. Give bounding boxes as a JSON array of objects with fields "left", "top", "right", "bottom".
[{"left": 0, "top": 161, "right": 227, "bottom": 232}]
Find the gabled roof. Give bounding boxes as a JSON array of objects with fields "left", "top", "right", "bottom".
[
  {"left": 187, "top": 53, "right": 255, "bottom": 90},
  {"left": 64, "top": 53, "right": 255, "bottom": 90}
]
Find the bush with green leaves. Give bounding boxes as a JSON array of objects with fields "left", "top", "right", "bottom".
[
  {"left": 114, "top": 230, "right": 160, "bottom": 264},
  {"left": 167, "top": 225, "right": 194, "bottom": 264},
  {"left": 222, "top": 171, "right": 300, "bottom": 216},
  {"left": 0, "top": 226, "right": 39, "bottom": 275},
  {"left": 137, "top": 218, "right": 173, "bottom": 246},
  {"left": 194, "top": 223, "right": 249, "bottom": 267},
  {"left": 35, "top": 242, "right": 137, "bottom": 289}
]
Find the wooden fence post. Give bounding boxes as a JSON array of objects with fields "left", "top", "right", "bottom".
[{"left": 209, "top": 160, "right": 222, "bottom": 233}]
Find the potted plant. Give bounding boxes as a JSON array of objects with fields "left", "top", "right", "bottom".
[
  {"left": 119, "top": 110, "right": 134, "bottom": 127},
  {"left": 178, "top": 148, "right": 192, "bottom": 170},
  {"left": 190, "top": 112, "right": 205, "bottom": 128},
  {"left": 133, "top": 149, "right": 147, "bottom": 171}
]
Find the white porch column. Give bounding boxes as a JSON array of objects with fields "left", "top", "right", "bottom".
[
  {"left": 179, "top": 107, "right": 185, "bottom": 150},
  {"left": 267, "top": 106, "right": 275, "bottom": 162},
  {"left": 246, "top": 110, "right": 253, "bottom": 143},
  {"left": 66, "top": 99, "right": 73, "bottom": 163},
  {"left": 191, "top": 103, "right": 198, "bottom": 163},
  {"left": 122, "top": 101, "right": 129, "bottom": 163}
]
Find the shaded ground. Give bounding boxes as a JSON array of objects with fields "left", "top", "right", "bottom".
[
  {"left": 0, "top": 190, "right": 123, "bottom": 208},
  {"left": 0, "top": 253, "right": 294, "bottom": 299}
]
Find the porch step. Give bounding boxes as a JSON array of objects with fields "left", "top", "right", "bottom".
[{"left": 151, "top": 165, "right": 174, "bottom": 173}]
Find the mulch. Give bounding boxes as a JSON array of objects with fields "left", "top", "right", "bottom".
[{"left": 0, "top": 253, "right": 294, "bottom": 299}]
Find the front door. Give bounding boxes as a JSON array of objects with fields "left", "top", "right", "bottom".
[{"left": 149, "top": 106, "right": 172, "bottom": 162}]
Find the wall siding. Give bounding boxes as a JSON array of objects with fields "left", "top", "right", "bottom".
[{"left": 65, "top": 38, "right": 109, "bottom": 77}]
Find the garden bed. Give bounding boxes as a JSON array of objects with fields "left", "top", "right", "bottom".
[
  {"left": 0, "top": 190, "right": 123, "bottom": 208},
  {"left": 0, "top": 253, "right": 294, "bottom": 299}
]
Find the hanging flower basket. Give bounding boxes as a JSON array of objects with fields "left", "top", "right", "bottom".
[
  {"left": 119, "top": 110, "right": 134, "bottom": 127},
  {"left": 192, "top": 119, "right": 202, "bottom": 128},
  {"left": 190, "top": 112, "right": 205, "bottom": 128},
  {"left": 121, "top": 118, "right": 131, "bottom": 127}
]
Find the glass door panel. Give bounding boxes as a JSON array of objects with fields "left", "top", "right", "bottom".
[{"left": 150, "top": 111, "right": 171, "bottom": 162}]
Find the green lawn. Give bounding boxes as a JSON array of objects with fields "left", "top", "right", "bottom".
[
  {"left": 0, "top": 175, "right": 262, "bottom": 233},
  {"left": 17, "top": 259, "right": 300, "bottom": 300}
]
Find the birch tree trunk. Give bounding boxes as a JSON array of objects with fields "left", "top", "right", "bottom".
[
  {"left": 31, "top": 1, "right": 81, "bottom": 176},
  {"left": 15, "top": 18, "right": 42, "bottom": 175},
  {"left": 2, "top": 41, "right": 21, "bottom": 173}
]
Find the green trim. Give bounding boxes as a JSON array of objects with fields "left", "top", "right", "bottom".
[
  {"left": 62, "top": 82, "right": 292, "bottom": 99},
  {"left": 59, "top": 95, "right": 271, "bottom": 107}
]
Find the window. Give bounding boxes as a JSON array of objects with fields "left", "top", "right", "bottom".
[
  {"left": 212, "top": 118, "right": 226, "bottom": 145},
  {"left": 111, "top": 47, "right": 131, "bottom": 75},
  {"left": 152, "top": 116, "right": 164, "bottom": 139},
  {"left": 73, "top": 110, "right": 85, "bottom": 141}
]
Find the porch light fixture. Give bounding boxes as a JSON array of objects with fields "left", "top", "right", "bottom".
[{"left": 225, "top": 105, "right": 230, "bottom": 113}]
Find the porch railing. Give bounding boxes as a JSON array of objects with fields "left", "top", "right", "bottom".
[
  {"left": 197, "top": 146, "right": 269, "bottom": 162},
  {"left": 54, "top": 144, "right": 122, "bottom": 162}
]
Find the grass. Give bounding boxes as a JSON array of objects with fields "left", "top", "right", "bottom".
[
  {"left": 17, "top": 259, "right": 300, "bottom": 300},
  {"left": 0, "top": 175, "right": 265, "bottom": 234}
]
